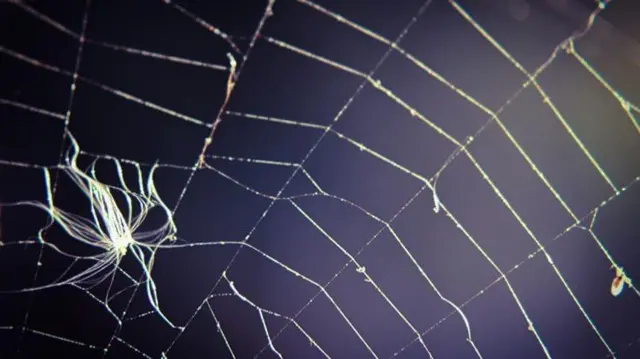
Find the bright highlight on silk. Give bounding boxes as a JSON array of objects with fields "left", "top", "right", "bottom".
[{"left": 1, "top": 130, "right": 179, "bottom": 328}]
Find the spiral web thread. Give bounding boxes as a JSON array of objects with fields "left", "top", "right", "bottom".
[{"left": 0, "top": 0, "right": 639, "bottom": 358}]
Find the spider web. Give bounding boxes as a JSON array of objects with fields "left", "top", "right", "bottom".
[{"left": 1, "top": 0, "right": 639, "bottom": 358}]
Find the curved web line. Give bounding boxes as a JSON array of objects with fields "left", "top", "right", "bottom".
[
  {"left": 7, "top": 0, "right": 92, "bottom": 356},
  {"left": 166, "top": 2, "right": 448, "bottom": 358},
  {"left": 0, "top": 0, "right": 638, "bottom": 358}
]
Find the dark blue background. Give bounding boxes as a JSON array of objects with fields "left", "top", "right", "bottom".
[{"left": 1, "top": 0, "right": 639, "bottom": 358}]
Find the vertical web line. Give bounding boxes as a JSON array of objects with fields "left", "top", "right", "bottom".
[
  {"left": 449, "top": 0, "right": 618, "bottom": 193},
  {"left": 164, "top": 1, "right": 440, "bottom": 357},
  {"left": 12, "top": 1, "right": 92, "bottom": 357},
  {"left": 449, "top": 0, "right": 619, "bottom": 356}
]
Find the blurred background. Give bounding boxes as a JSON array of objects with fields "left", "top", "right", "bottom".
[{"left": 0, "top": 0, "right": 639, "bottom": 358}]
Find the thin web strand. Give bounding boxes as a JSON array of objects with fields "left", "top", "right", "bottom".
[
  {"left": 0, "top": 0, "right": 637, "bottom": 358},
  {"left": 298, "top": 0, "right": 635, "bottom": 300}
]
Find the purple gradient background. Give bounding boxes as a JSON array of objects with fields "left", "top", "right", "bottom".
[{"left": 0, "top": 0, "right": 639, "bottom": 358}]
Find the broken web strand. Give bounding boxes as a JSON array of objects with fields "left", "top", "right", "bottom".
[
  {"left": 93, "top": 148, "right": 638, "bottom": 358},
  {"left": 162, "top": 1, "right": 290, "bottom": 355},
  {"left": 4, "top": 0, "right": 232, "bottom": 347},
  {"left": 194, "top": 131, "right": 480, "bottom": 357},
  {"left": 0, "top": 138, "right": 636, "bottom": 358},
  {"left": 0, "top": 177, "right": 124, "bottom": 290},
  {"left": 302, "top": 0, "right": 635, "bottom": 297},
  {"left": 3, "top": 152, "right": 636, "bottom": 358},
  {"left": 208, "top": 2, "right": 474, "bottom": 358},
  {"left": 1, "top": 0, "right": 636, "bottom": 358},
  {"left": 173, "top": 149, "right": 535, "bottom": 357},
  {"left": 165, "top": 1, "right": 459, "bottom": 358},
  {"left": 301, "top": 0, "right": 631, "bottom": 356},
  {"left": 175, "top": 0, "right": 276, "bottom": 212},
  {"left": 6, "top": 0, "right": 633, "bottom": 237},
  {"left": 227, "top": 14, "right": 465, "bottom": 357},
  {"left": 1, "top": 152, "right": 636, "bottom": 357},
  {"left": 0, "top": 131, "right": 180, "bottom": 329},
  {"left": 1, "top": 6, "right": 584, "bottom": 358},
  {"left": 81, "top": 137, "right": 181, "bottom": 330},
  {"left": 223, "top": 271, "right": 286, "bottom": 359},
  {"left": 219, "top": 25, "right": 622, "bottom": 356},
  {"left": 300, "top": 0, "right": 637, "bottom": 310},
  {"left": 159, "top": 8, "right": 281, "bottom": 345},
  {"left": 261, "top": 1, "right": 556, "bottom": 355},
  {"left": 174, "top": 2, "right": 484, "bottom": 357},
  {"left": 0, "top": 16, "right": 584, "bottom": 359},
  {"left": 7, "top": 0, "right": 450, "bottom": 358}
]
